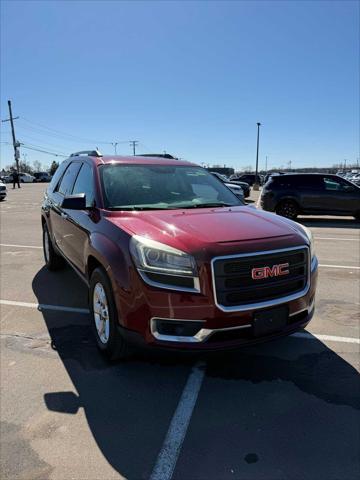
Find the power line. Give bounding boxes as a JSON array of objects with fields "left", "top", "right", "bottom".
[
  {"left": 20, "top": 143, "right": 68, "bottom": 157},
  {"left": 20, "top": 117, "right": 129, "bottom": 146},
  {"left": 3, "top": 130, "right": 73, "bottom": 152}
]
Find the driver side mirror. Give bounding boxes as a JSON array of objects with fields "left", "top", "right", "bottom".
[
  {"left": 343, "top": 185, "right": 355, "bottom": 193},
  {"left": 62, "top": 193, "right": 86, "bottom": 209}
]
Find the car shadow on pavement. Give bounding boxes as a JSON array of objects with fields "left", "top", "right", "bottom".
[
  {"left": 298, "top": 217, "right": 360, "bottom": 229},
  {"left": 32, "top": 266, "right": 360, "bottom": 480}
]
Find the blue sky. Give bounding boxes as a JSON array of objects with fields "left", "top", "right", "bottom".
[{"left": 1, "top": 0, "right": 359, "bottom": 171}]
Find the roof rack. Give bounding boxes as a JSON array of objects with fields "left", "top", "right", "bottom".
[
  {"left": 137, "top": 153, "right": 176, "bottom": 159},
  {"left": 70, "top": 150, "right": 102, "bottom": 158}
]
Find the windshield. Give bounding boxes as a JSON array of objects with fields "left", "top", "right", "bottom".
[{"left": 100, "top": 164, "right": 243, "bottom": 210}]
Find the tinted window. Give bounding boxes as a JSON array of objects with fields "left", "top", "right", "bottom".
[
  {"left": 57, "top": 162, "right": 82, "bottom": 196},
  {"left": 322, "top": 176, "right": 355, "bottom": 192},
  {"left": 72, "top": 163, "right": 95, "bottom": 207},
  {"left": 273, "top": 175, "right": 322, "bottom": 189},
  {"left": 48, "top": 161, "right": 69, "bottom": 191},
  {"left": 100, "top": 164, "right": 241, "bottom": 210}
]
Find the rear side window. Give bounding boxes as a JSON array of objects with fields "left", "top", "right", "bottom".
[
  {"left": 57, "top": 162, "right": 82, "bottom": 196},
  {"left": 72, "top": 163, "right": 95, "bottom": 207},
  {"left": 273, "top": 175, "right": 322, "bottom": 189},
  {"left": 322, "top": 176, "right": 355, "bottom": 192}
]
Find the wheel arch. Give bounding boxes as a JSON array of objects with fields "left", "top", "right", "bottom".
[{"left": 275, "top": 196, "right": 301, "bottom": 210}]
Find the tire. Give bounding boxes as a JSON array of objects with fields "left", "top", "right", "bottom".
[
  {"left": 276, "top": 200, "right": 299, "bottom": 220},
  {"left": 42, "top": 223, "right": 65, "bottom": 270},
  {"left": 89, "top": 267, "right": 130, "bottom": 361}
]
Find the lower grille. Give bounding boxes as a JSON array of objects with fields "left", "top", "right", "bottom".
[{"left": 212, "top": 246, "right": 309, "bottom": 310}]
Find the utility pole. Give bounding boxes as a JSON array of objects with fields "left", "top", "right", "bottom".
[
  {"left": 253, "top": 122, "right": 261, "bottom": 191},
  {"left": 112, "top": 142, "right": 119, "bottom": 155},
  {"left": 1, "top": 100, "right": 20, "bottom": 173},
  {"left": 265, "top": 155, "right": 268, "bottom": 172},
  {"left": 130, "top": 140, "right": 139, "bottom": 156},
  {"left": 344, "top": 159, "right": 347, "bottom": 171}
]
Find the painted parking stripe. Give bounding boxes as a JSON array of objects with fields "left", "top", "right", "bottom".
[
  {"left": 0, "top": 299, "right": 89, "bottom": 314},
  {"left": 293, "top": 332, "right": 360, "bottom": 344},
  {"left": 150, "top": 362, "right": 205, "bottom": 480},
  {"left": 0, "top": 243, "right": 42, "bottom": 249},
  {"left": 149, "top": 330, "right": 360, "bottom": 480},
  {"left": 319, "top": 264, "right": 360, "bottom": 270},
  {"left": 315, "top": 237, "right": 359, "bottom": 241}
]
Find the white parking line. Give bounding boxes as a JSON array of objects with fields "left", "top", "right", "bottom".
[
  {"left": 0, "top": 243, "right": 42, "bottom": 249},
  {"left": 149, "top": 328, "right": 360, "bottom": 480},
  {"left": 0, "top": 299, "right": 89, "bottom": 314},
  {"left": 319, "top": 264, "right": 360, "bottom": 270},
  {"left": 150, "top": 362, "right": 205, "bottom": 480},
  {"left": 293, "top": 332, "right": 360, "bottom": 344},
  {"left": 315, "top": 237, "right": 359, "bottom": 241}
]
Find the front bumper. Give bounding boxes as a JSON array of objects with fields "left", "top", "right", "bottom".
[{"left": 117, "top": 256, "right": 318, "bottom": 351}]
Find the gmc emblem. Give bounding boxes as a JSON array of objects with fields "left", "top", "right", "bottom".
[{"left": 251, "top": 263, "right": 290, "bottom": 280}]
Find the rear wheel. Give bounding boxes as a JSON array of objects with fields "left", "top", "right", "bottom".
[
  {"left": 89, "top": 268, "right": 130, "bottom": 361},
  {"left": 276, "top": 200, "right": 299, "bottom": 220},
  {"left": 42, "top": 224, "right": 65, "bottom": 270}
]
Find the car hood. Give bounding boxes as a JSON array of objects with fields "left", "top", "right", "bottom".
[{"left": 107, "top": 206, "right": 307, "bottom": 253}]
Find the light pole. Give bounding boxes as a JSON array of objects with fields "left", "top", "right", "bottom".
[{"left": 254, "top": 122, "right": 261, "bottom": 191}]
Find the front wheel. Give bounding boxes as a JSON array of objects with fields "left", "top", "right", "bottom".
[
  {"left": 89, "top": 268, "right": 130, "bottom": 361},
  {"left": 276, "top": 200, "right": 299, "bottom": 220}
]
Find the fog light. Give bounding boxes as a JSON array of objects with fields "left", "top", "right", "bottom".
[{"left": 156, "top": 320, "right": 202, "bottom": 337}]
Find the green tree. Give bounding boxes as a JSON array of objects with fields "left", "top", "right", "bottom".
[{"left": 49, "top": 161, "right": 59, "bottom": 176}]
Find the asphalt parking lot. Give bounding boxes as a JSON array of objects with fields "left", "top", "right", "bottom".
[{"left": 1, "top": 184, "right": 359, "bottom": 480}]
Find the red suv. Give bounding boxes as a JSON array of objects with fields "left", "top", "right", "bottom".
[{"left": 41, "top": 151, "right": 318, "bottom": 359}]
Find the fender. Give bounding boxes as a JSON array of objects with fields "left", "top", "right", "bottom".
[{"left": 86, "top": 231, "right": 133, "bottom": 320}]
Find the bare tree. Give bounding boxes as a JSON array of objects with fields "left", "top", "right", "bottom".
[{"left": 33, "top": 160, "right": 42, "bottom": 172}]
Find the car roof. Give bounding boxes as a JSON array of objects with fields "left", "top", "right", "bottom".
[
  {"left": 70, "top": 154, "right": 198, "bottom": 168},
  {"left": 279, "top": 173, "right": 337, "bottom": 177}
]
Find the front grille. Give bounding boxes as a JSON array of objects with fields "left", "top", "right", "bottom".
[{"left": 213, "top": 247, "right": 309, "bottom": 309}]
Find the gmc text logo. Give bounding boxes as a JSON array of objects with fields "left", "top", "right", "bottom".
[{"left": 251, "top": 262, "right": 290, "bottom": 280}]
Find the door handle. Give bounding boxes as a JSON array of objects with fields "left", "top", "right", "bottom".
[{"left": 61, "top": 213, "right": 68, "bottom": 219}]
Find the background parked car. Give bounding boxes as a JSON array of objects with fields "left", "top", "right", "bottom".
[
  {"left": 0, "top": 180, "right": 7, "bottom": 201},
  {"left": 33, "top": 172, "right": 52, "bottom": 182},
  {"left": 210, "top": 172, "right": 249, "bottom": 197},
  {"left": 209, "top": 172, "right": 245, "bottom": 200},
  {"left": 260, "top": 173, "right": 360, "bottom": 220},
  {"left": 2, "top": 175, "right": 13, "bottom": 184},
  {"left": 230, "top": 173, "right": 262, "bottom": 186},
  {"left": 19, "top": 173, "right": 35, "bottom": 183}
]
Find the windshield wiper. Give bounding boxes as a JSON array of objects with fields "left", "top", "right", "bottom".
[
  {"left": 108, "top": 206, "right": 170, "bottom": 211},
  {"left": 181, "top": 202, "right": 235, "bottom": 209}
]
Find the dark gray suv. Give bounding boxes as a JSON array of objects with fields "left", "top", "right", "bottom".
[{"left": 260, "top": 173, "right": 360, "bottom": 220}]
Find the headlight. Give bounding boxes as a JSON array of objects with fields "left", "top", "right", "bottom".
[
  {"left": 130, "top": 235, "right": 200, "bottom": 292},
  {"left": 298, "top": 224, "right": 315, "bottom": 260}
]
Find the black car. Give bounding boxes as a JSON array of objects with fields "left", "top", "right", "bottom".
[
  {"left": 230, "top": 173, "right": 262, "bottom": 186},
  {"left": 210, "top": 172, "right": 250, "bottom": 198},
  {"left": 260, "top": 173, "right": 360, "bottom": 220},
  {"left": 34, "top": 172, "right": 52, "bottom": 182}
]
